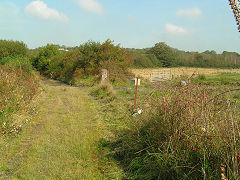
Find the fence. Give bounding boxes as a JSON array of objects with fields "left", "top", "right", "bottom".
[{"left": 150, "top": 69, "right": 172, "bottom": 82}]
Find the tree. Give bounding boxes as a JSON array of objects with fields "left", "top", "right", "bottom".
[{"left": 148, "top": 42, "right": 176, "bottom": 67}]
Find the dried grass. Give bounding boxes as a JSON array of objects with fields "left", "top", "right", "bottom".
[{"left": 131, "top": 67, "right": 240, "bottom": 80}]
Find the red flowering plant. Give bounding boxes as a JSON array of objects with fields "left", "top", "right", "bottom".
[{"left": 117, "top": 83, "right": 240, "bottom": 179}]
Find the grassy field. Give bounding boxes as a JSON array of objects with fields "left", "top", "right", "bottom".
[{"left": 131, "top": 67, "right": 240, "bottom": 80}]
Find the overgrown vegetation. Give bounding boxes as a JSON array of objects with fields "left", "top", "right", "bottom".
[
  {"left": 0, "top": 66, "right": 39, "bottom": 136},
  {"left": 93, "top": 76, "right": 240, "bottom": 179},
  {"left": 0, "top": 40, "right": 40, "bottom": 137},
  {"left": 33, "top": 40, "right": 132, "bottom": 85}
]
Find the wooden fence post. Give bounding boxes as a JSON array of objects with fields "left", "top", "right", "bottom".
[{"left": 134, "top": 77, "right": 139, "bottom": 110}]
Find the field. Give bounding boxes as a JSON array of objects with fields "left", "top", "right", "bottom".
[
  {"left": 2, "top": 66, "right": 240, "bottom": 179},
  {"left": 131, "top": 67, "right": 240, "bottom": 80}
]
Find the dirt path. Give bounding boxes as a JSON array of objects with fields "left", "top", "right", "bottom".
[{"left": 0, "top": 79, "right": 121, "bottom": 179}]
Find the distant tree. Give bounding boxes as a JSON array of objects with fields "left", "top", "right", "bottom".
[
  {"left": 132, "top": 54, "right": 154, "bottom": 68},
  {"left": 148, "top": 42, "right": 176, "bottom": 67},
  {"left": 131, "top": 53, "right": 162, "bottom": 68},
  {"left": 203, "top": 50, "right": 217, "bottom": 54}
]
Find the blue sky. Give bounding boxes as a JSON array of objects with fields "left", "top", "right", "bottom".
[{"left": 0, "top": 0, "right": 239, "bottom": 53}]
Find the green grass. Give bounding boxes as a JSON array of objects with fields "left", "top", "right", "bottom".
[
  {"left": 195, "top": 72, "right": 240, "bottom": 85},
  {"left": 0, "top": 79, "right": 123, "bottom": 179},
  {"left": 74, "top": 76, "right": 97, "bottom": 87}
]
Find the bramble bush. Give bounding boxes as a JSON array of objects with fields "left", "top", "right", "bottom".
[{"left": 111, "top": 84, "right": 240, "bottom": 179}]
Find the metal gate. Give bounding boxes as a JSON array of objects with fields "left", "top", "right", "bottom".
[{"left": 150, "top": 69, "right": 172, "bottom": 82}]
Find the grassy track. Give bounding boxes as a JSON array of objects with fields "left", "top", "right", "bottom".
[{"left": 0, "top": 79, "right": 121, "bottom": 179}]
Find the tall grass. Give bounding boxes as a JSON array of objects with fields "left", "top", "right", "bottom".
[
  {"left": 108, "top": 83, "right": 240, "bottom": 179},
  {"left": 0, "top": 66, "right": 40, "bottom": 136}
]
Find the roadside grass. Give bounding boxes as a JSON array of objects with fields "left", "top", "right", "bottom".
[
  {"left": 74, "top": 76, "right": 97, "bottom": 87},
  {"left": 0, "top": 80, "right": 123, "bottom": 179}
]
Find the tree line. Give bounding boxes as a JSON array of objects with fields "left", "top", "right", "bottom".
[
  {"left": 1, "top": 40, "right": 240, "bottom": 84},
  {"left": 127, "top": 42, "right": 240, "bottom": 69},
  {"left": 0, "top": 40, "right": 132, "bottom": 85}
]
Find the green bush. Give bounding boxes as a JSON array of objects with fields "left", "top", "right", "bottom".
[
  {"left": 48, "top": 50, "right": 82, "bottom": 83},
  {"left": 0, "top": 40, "right": 27, "bottom": 60},
  {"left": 33, "top": 44, "right": 60, "bottom": 72},
  {"left": 0, "top": 56, "right": 33, "bottom": 73},
  {"left": 47, "top": 40, "right": 132, "bottom": 85}
]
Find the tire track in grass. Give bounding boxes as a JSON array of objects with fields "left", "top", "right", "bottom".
[{"left": 0, "top": 79, "right": 122, "bottom": 179}]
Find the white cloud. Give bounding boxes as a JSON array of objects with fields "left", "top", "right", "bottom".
[
  {"left": 176, "top": 8, "right": 202, "bottom": 18},
  {"left": 165, "top": 24, "right": 188, "bottom": 35},
  {"left": 76, "top": 0, "right": 104, "bottom": 14},
  {"left": 24, "top": 1, "right": 68, "bottom": 23}
]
